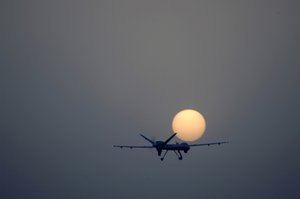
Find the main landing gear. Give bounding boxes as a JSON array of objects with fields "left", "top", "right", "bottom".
[
  {"left": 174, "top": 150, "right": 183, "bottom": 160},
  {"left": 160, "top": 150, "right": 168, "bottom": 161},
  {"left": 160, "top": 150, "right": 183, "bottom": 161}
]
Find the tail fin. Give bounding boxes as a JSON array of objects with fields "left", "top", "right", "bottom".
[
  {"left": 163, "top": 133, "right": 177, "bottom": 145},
  {"left": 140, "top": 134, "right": 154, "bottom": 145}
]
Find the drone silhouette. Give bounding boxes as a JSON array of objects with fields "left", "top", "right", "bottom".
[{"left": 114, "top": 133, "right": 228, "bottom": 160}]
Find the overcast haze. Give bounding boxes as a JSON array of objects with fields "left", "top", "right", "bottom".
[{"left": 1, "top": 0, "right": 300, "bottom": 198}]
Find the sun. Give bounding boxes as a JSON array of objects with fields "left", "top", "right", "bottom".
[{"left": 172, "top": 109, "right": 206, "bottom": 142}]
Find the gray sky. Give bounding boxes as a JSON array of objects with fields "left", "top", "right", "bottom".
[{"left": 1, "top": 0, "right": 300, "bottom": 198}]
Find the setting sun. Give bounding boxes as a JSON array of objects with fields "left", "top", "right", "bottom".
[{"left": 172, "top": 109, "right": 206, "bottom": 142}]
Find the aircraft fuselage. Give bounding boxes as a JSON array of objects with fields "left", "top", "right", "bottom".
[
  {"left": 159, "top": 143, "right": 190, "bottom": 152},
  {"left": 153, "top": 141, "right": 190, "bottom": 158}
]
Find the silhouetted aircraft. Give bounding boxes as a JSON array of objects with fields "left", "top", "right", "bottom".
[{"left": 113, "top": 133, "right": 228, "bottom": 160}]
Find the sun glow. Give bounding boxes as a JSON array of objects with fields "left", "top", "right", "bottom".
[{"left": 172, "top": 109, "right": 206, "bottom": 142}]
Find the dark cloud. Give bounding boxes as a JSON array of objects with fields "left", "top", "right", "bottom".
[{"left": 2, "top": 0, "right": 300, "bottom": 198}]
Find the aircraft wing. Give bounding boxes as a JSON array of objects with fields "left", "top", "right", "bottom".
[
  {"left": 113, "top": 145, "right": 154, "bottom": 149},
  {"left": 188, "top": 141, "right": 228, "bottom": 147}
]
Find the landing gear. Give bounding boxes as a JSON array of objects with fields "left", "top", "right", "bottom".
[
  {"left": 157, "top": 149, "right": 162, "bottom": 156},
  {"left": 160, "top": 150, "right": 168, "bottom": 161},
  {"left": 174, "top": 150, "right": 183, "bottom": 160},
  {"left": 160, "top": 150, "right": 183, "bottom": 161}
]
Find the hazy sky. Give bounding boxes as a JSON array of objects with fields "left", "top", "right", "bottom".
[{"left": 2, "top": 1, "right": 300, "bottom": 198}]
